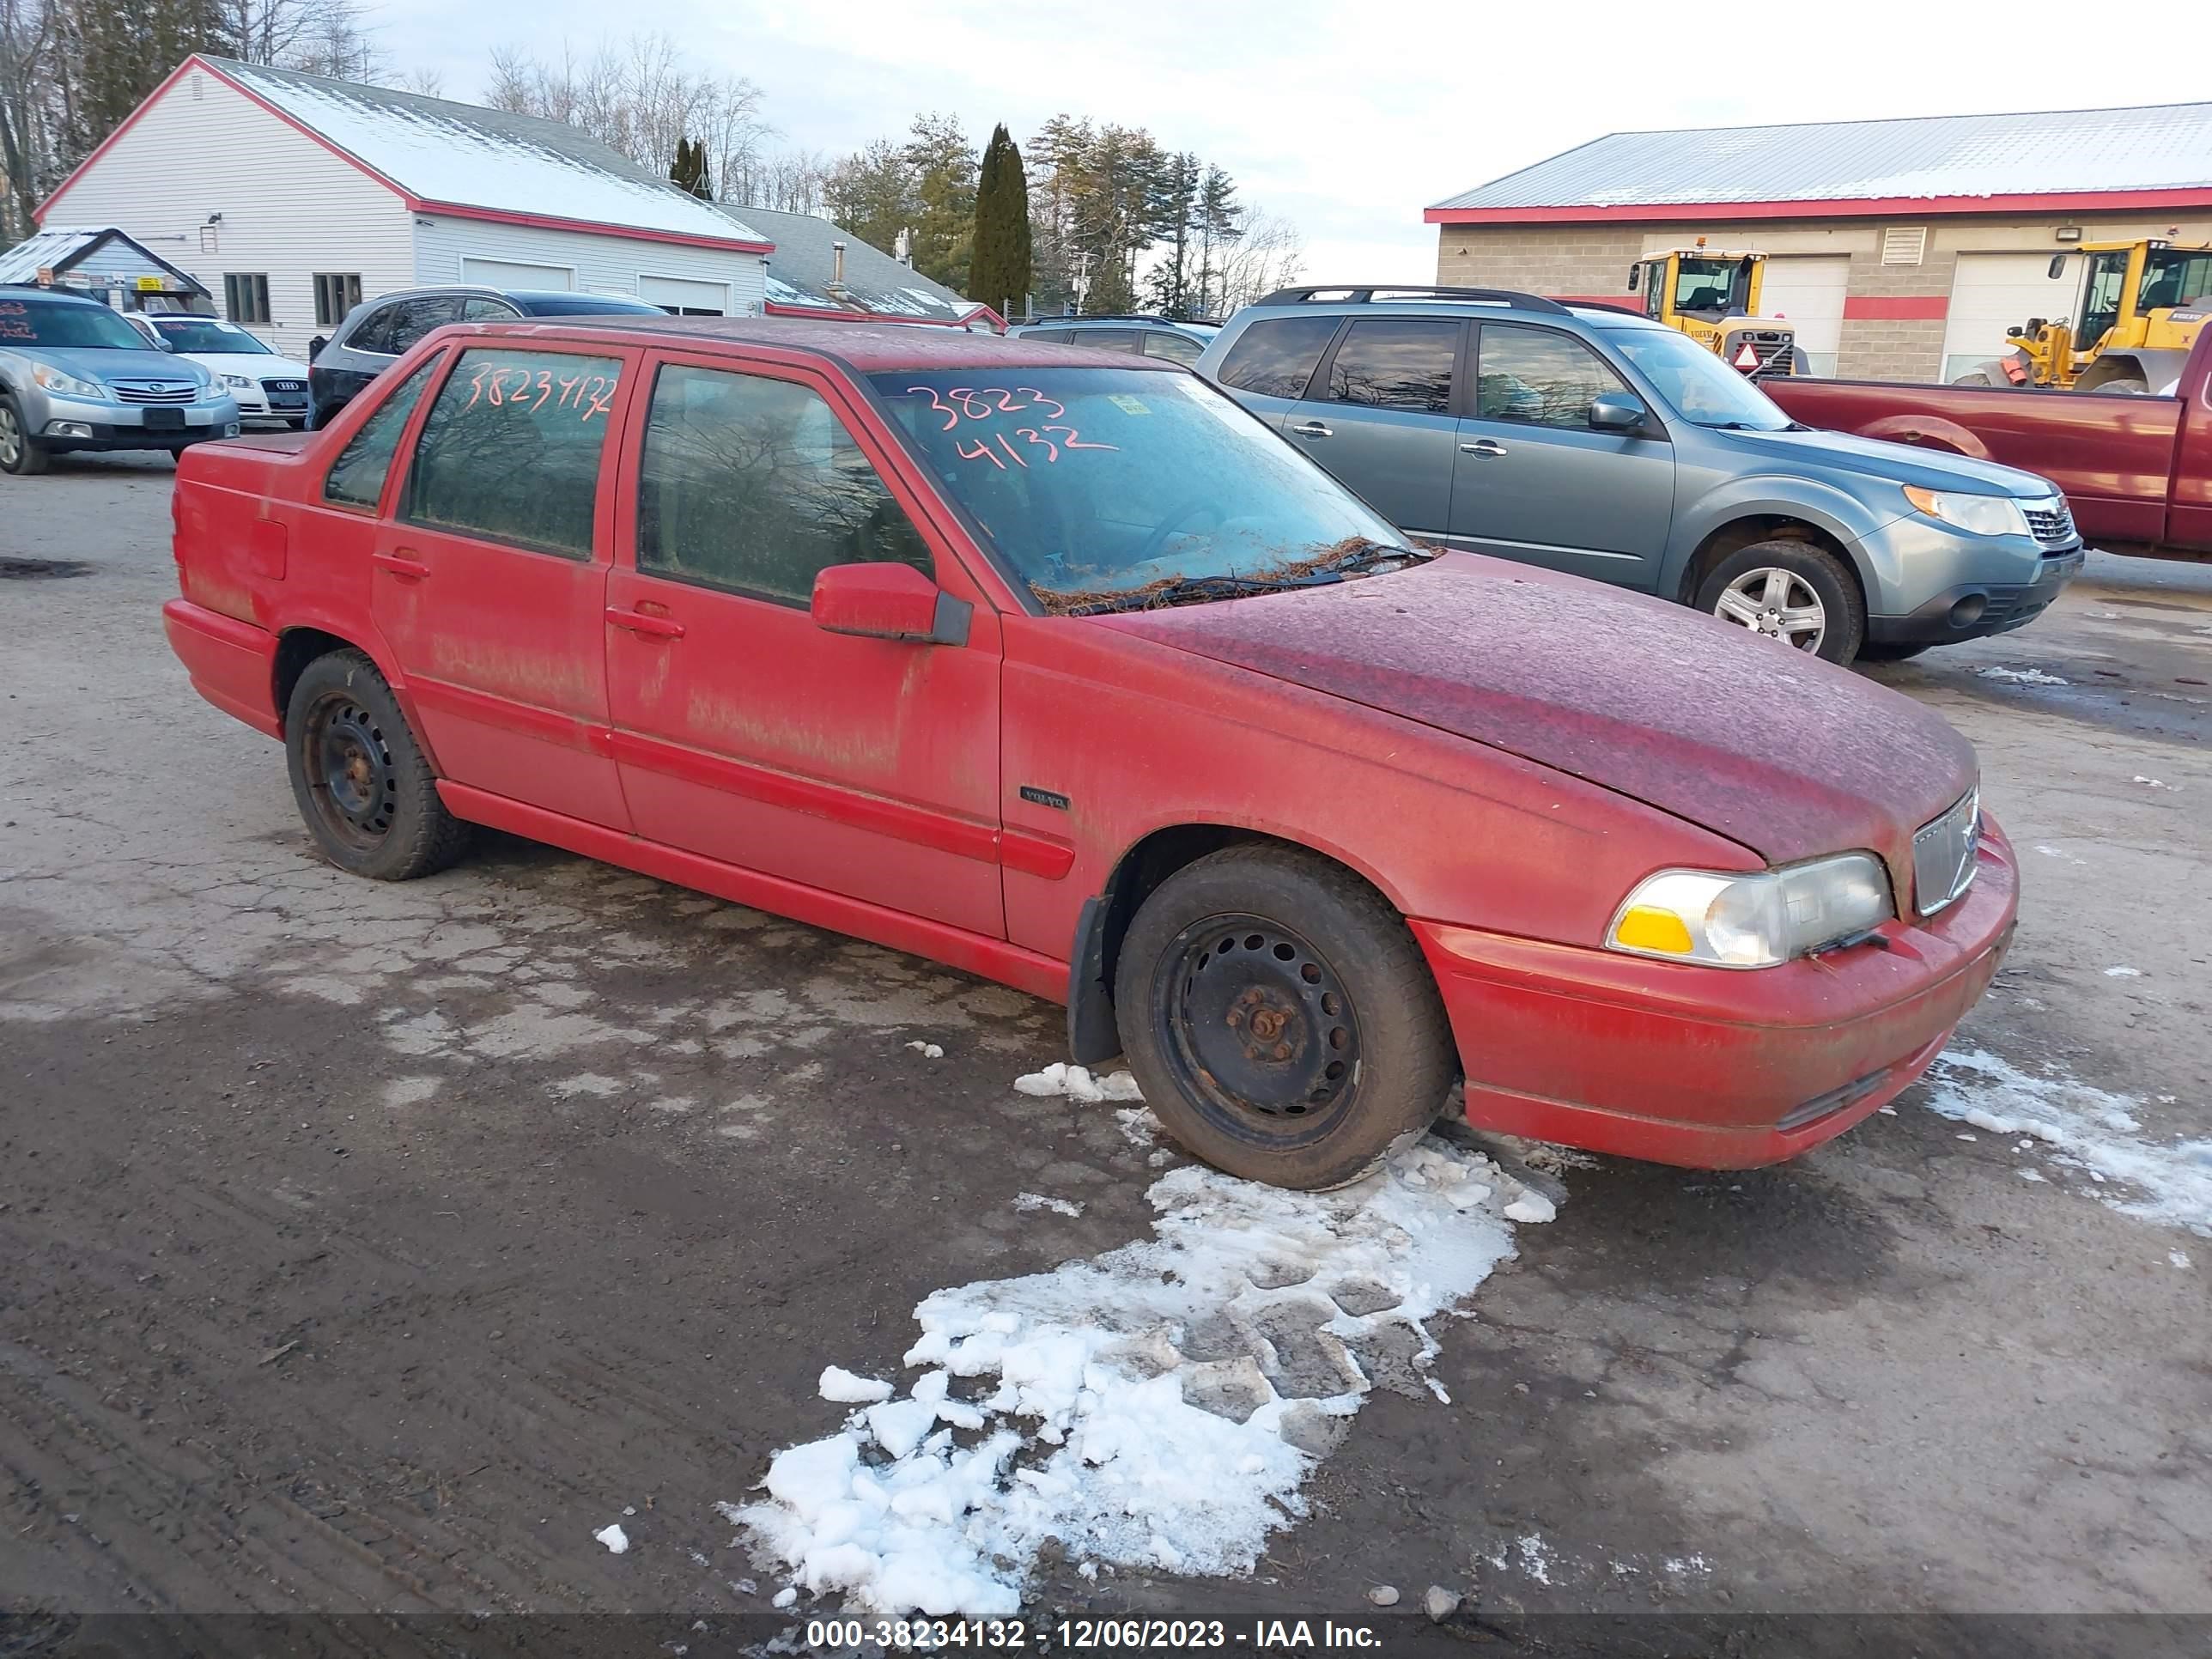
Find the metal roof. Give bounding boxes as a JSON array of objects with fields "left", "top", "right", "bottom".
[
  {"left": 0, "top": 225, "right": 208, "bottom": 290},
  {"left": 1430, "top": 101, "right": 2212, "bottom": 217},
  {"left": 732, "top": 204, "right": 972, "bottom": 322},
  {"left": 204, "top": 58, "right": 769, "bottom": 246}
]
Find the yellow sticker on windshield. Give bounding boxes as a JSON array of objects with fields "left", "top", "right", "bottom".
[{"left": 1108, "top": 394, "right": 1151, "bottom": 415}]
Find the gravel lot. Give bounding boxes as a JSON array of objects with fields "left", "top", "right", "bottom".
[{"left": 3, "top": 452, "right": 2207, "bottom": 1648}]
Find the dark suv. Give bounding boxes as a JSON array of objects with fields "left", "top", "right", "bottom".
[{"left": 307, "top": 286, "right": 667, "bottom": 425}]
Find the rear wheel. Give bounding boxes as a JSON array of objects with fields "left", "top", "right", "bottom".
[
  {"left": 0, "top": 396, "right": 51, "bottom": 475},
  {"left": 285, "top": 649, "right": 471, "bottom": 880},
  {"left": 1115, "top": 845, "right": 1456, "bottom": 1190},
  {"left": 1697, "top": 539, "right": 1865, "bottom": 665}
]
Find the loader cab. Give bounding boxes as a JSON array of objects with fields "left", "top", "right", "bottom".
[{"left": 1630, "top": 251, "right": 1763, "bottom": 323}]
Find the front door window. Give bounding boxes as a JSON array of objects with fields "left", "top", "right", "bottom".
[{"left": 2075, "top": 250, "right": 2132, "bottom": 349}]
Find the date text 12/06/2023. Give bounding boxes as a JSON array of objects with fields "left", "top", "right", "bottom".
[{"left": 803, "top": 1618, "right": 1388, "bottom": 1650}]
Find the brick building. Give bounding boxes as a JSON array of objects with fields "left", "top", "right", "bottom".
[{"left": 1427, "top": 102, "right": 2212, "bottom": 381}]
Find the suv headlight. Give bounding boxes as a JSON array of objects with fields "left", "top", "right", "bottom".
[
  {"left": 1607, "top": 854, "right": 1894, "bottom": 969},
  {"left": 31, "top": 363, "right": 107, "bottom": 400},
  {"left": 1903, "top": 485, "right": 2030, "bottom": 538}
]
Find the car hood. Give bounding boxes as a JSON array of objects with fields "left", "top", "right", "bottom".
[
  {"left": 33, "top": 346, "right": 208, "bottom": 389},
  {"left": 1722, "top": 423, "right": 2053, "bottom": 497},
  {"left": 1095, "top": 554, "right": 1977, "bottom": 891},
  {"left": 173, "top": 349, "right": 310, "bottom": 380}
]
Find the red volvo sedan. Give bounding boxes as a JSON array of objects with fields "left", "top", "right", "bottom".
[{"left": 162, "top": 317, "right": 2014, "bottom": 1188}]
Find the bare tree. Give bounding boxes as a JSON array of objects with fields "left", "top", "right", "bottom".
[
  {"left": 1213, "top": 210, "right": 1304, "bottom": 313},
  {"left": 726, "top": 147, "right": 830, "bottom": 216},
  {"left": 483, "top": 33, "right": 766, "bottom": 189},
  {"left": 0, "top": 0, "right": 60, "bottom": 237}
]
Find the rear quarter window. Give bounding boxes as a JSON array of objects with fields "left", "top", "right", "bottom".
[
  {"left": 322, "top": 356, "right": 441, "bottom": 510},
  {"left": 401, "top": 348, "right": 623, "bottom": 556},
  {"left": 1213, "top": 315, "right": 1341, "bottom": 399}
]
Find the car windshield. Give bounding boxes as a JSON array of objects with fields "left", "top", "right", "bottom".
[
  {"left": 1608, "top": 327, "right": 1794, "bottom": 431},
  {"left": 872, "top": 368, "right": 1423, "bottom": 611},
  {"left": 1671, "top": 257, "right": 1747, "bottom": 313},
  {"left": 150, "top": 317, "right": 273, "bottom": 354},
  {"left": 0, "top": 297, "right": 159, "bottom": 351}
]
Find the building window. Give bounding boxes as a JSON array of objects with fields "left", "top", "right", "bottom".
[
  {"left": 313, "top": 272, "right": 362, "bottom": 327},
  {"left": 224, "top": 272, "right": 270, "bottom": 325}
]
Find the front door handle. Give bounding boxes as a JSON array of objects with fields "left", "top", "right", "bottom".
[
  {"left": 1460, "top": 439, "right": 1508, "bottom": 458},
  {"left": 1290, "top": 421, "right": 1333, "bottom": 439},
  {"left": 372, "top": 550, "right": 430, "bottom": 580},
  {"left": 605, "top": 606, "right": 686, "bottom": 641}
]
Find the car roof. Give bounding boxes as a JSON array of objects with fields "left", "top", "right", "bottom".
[
  {"left": 1230, "top": 288, "right": 1671, "bottom": 332},
  {"left": 467, "top": 313, "right": 1194, "bottom": 373},
  {"left": 3, "top": 287, "right": 107, "bottom": 307}
]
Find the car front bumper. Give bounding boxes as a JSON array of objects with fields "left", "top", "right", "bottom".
[
  {"left": 38, "top": 390, "right": 241, "bottom": 449},
  {"left": 1861, "top": 513, "right": 2083, "bottom": 644},
  {"left": 1413, "top": 816, "right": 2019, "bottom": 1168}
]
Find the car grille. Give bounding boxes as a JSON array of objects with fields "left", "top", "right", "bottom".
[
  {"left": 2024, "top": 499, "right": 2075, "bottom": 547},
  {"left": 1727, "top": 330, "right": 1796, "bottom": 374},
  {"left": 261, "top": 379, "right": 306, "bottom": 394},
  {"left": 1912, "top": 787, "right": 1980, "bottom": 918},
  {"left": 112, "top": 380, "right": 198, "bottom": 404},
  {"left": 261, "top": 378, "right": 307, "bottom": 407}
]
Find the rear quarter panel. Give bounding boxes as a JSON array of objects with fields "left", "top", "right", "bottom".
[{"left": 1767, "top": 375, "right": 2183, "bottom": 551}]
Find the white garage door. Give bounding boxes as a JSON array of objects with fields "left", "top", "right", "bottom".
[
  {"left": 459, "top": 257, "right": 574, "bottom": 291},
  {"left": 1942, "top": 252, "right": 2074, "bottom": 382},
  {"left": 638, "top": 274, "right": 729, "bottom": 315},
  {"left": 1757, "top": 256, "right": 1849, "bottom": 377}
]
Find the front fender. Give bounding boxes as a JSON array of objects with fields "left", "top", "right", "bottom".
[{"left": 1665, "top": 475, "right": 1890, "bottom": 601}]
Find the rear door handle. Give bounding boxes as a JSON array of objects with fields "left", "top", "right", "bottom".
[
  {"left": 1460, "top": 439, "right": 1508, "bottom": 457},
  {"left": 1290, "top": 421, "right": 1333, "bottom": 439},
  {"left": 605, "top": 606, "right": 686, "bottom": 641},
  {"left": 372, "top": 550, "right": 430, "bottom": 580}
]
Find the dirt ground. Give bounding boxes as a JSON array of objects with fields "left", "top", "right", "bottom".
[{"left": 3, "top": 453, "right": 2207, "bottom": 1652}]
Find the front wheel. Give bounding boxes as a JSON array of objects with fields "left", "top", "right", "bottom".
[
  {"left": 285, "top": 649, "right": 471, "bottom": 880},
  {"left": 0, "top": 396, "right": 51, "bottom": 475},
  {"left": 1696, "top": 539, "right": 1865, "bottom": 665},
  {"left": 1115, "top": 845, "right": 1457, "bottom": 1190}
]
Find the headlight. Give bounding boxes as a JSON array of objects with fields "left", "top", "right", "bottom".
[
  {"left": 31, "top": 363, "right": 107, "bottom": 400},
  {"left": 220, "top": 372, "right": 256, "bottom": 389},
  {"left": 1607, "top": 854, "right": 1895, "bottom": 969},
  {"left": 1903, "top": 485, "right": 2030, "bottom": 538}
]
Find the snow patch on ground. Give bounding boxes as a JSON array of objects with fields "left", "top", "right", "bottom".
[
  {"left": 594, "top": 1522, "right": 629, "bottom": 1554},
  {"left": 820, "top": 1367, "right": 895, "bottom": 1405},
  {"left": 1013, "top": 1192, "right": 1084, "bottom": 1218},
  {"left": 1012, "top": 1062, "right": 1144, "bottom": 1103},
  {"left": 2132, "top": 775, "right": 2177, "bottom": 790},
  {"left": 907, "top": 1041, "right": 945, "bottom": 1060},
  {"left": 2104, "top": 966, "right": 2144, "bottom": 978},
  {"left": 1925, "top": 1051, "right": 2211, "bottom": 1236},
  {"left": 1973, "top": 665, "right": 2068, "bottom": 685},
  {"left": 727, "top": 1135, "right": 1554, "bottom": 1617}
]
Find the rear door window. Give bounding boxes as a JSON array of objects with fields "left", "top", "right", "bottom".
[
  {"left": 1142, "top": 331, "right": 1204, "bottom": 365},
  {"left": 1321, "top": 319, "right": 1460, "bottom": 413},
  {"left": 322, "top": 356, "right": 441, "bottom": 510},
  {"left": 386, "top": 297, "right": 461, "bottom": 356},
  {"left": 636, "top": 363, "right": 932, "bottom": 606},
  {"left": 402, "top": 348, "right": 623, "bottom": 557},
  {"left": 1474, "top": 325, "right": 1629, "bottom": 428},
  {"left": 1212, "top": 315, "right": 1341, "bottom": 399}
]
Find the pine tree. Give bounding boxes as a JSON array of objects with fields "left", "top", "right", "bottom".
[
  {"left": 669, "top": 137, "right": 712, "bottom": 199},
  {"left": 967, "top": 124, "right": 1032, "bottom": 319},
  {"left": 903, "top": 112, "right": 977, "bottom": 290}
]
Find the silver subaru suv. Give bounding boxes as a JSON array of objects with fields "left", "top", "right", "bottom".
[{"left": 0, "top": 289, "right": 240, "bottom": 475}]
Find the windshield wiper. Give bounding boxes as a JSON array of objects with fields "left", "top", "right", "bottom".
[{"left": 1322, "top": 537, "right": 1432, "bottom": 574}]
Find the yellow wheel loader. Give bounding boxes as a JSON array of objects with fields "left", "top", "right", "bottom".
[
  {"left": 1626, "top": 243, "right": 1807, "bottom": 377},
  {"left": 1957, "top": 238, "right": 2212, "bottom": 394}
]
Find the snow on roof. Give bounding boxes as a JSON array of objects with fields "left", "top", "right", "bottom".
[
  {"left": 738, "top": 204, "right": 969, "bottom": 321},
  {"left": 0, "top": 226, "right": 106, "bottom": 284},
  {"left": 205, "top": 58, "right": 769, "bottom": 246},
  {"left": 1431, "top": 100, "right": 2212, "bottom": 215}
]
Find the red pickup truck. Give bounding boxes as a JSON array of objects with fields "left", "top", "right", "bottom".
[{"left": 1767, "top": 327, "right": 2212, "bottom": 562}]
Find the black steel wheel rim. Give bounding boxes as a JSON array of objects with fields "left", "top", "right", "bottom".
[
  {"left": 1152, "top": 912, "right": 1362, "bottom": 1145},
  {"left": 305, "top": 692, "right": 398, "bottom": 848}
]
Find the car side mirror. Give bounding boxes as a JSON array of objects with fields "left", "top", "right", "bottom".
[
  {"left": 1588, "top": 392, "right": 1649, "bottom": 433},
  {"left": 811, "top": 562, "right": 969, "bottom": 646}
]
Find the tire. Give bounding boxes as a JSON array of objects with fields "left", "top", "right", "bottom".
[
  {"left": 284, "top": 648, "right": 471, "bottom": 881},
  {"left": 1114, "top": 844, "right": 1456, "bottom": 1190},
  {"left": 1696, "top": 539, "right": 1865, "bottom": 665},
  {"left": 1856, "top": 641, "right": 1933, "bottom": 662},
  {"left": 0, "top": 395, "right": 51, "bottom": 475}
]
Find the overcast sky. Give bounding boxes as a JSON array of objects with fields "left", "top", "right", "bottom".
[{"left": 373, "top": 0, "right": 2212, "bottom": 283}]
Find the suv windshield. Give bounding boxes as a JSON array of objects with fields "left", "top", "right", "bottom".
[
  {"left": 0, "top": 297, "right": 159, "bottom": 351},
  {"left": 872, "top": 368, "right": 1420, "bottom": 611},
  {"left": 149, "top": 317, "right": 274, "bottom": 354},
  {"left": 1608, "top": 327, "right": 1793, "bottom": 431}
]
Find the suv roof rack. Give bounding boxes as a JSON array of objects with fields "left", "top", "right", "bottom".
[
  {"left": 1254, "top": 285, "right": 1571, "bottom": 315},
  {"left": 1022, "top": 313, "right": 1221, "bottom": 327}
]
